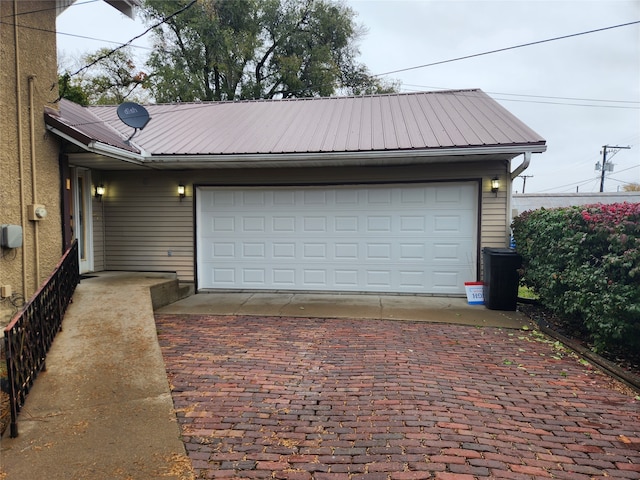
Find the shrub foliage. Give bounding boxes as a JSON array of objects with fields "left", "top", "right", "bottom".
[{"left": 512, "top": 203, "right": 640, "bottom": 351}]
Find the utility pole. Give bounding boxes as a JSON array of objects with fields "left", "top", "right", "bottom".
[
  {"left": 518, "top": 175, "right": 533, "bottom": 193},
  {"left": 597, "top": 145, "right": 631, "bottom": 192}
]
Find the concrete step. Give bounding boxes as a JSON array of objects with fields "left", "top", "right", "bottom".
[{"left": 150, "top": 279, "right": 194, "bottom": 310}]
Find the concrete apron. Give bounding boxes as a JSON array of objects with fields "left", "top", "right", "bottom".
[
  {"left": 156, "top": 292, "right": 531, "bottom": 330},
  {"left": 0, "top": 272, "right": 192, "bottom": 480}
]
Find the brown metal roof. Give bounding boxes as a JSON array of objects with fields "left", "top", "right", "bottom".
[
  {"left": 47, "top": 90, "right": 545, "bottom": 164},
  {"left": 46, "top": 100, "right": 140, "bottom": 154}
]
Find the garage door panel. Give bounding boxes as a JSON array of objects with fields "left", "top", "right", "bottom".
[
  {"left": 213, "top": 242, "right": 235, "bottom": 257},
  {"left": 304, "top": 190, "right": 327, "bottom": 204},
  {"left": 212, "top": 217, "right": 234, "bottom": 232},
  {"left": 242, "top": 217, "right": 265, "bottom": 232},
  {"left": 273, "top": 216, "right": 295, "bottom": 231},
  {"left": 303, "top": 243, "right": 327, "bottom": 258},
  {"left": 434, "top": 186, "right": 466, "bottom": 203},
  {"left": 335, "top": 243, "right": 359, "bottom": 259},
  {"left": 400, "top": 188, "right": 427, "bottom": 204},
  {"left": 213, "top": 267, "right": 235, "bottom": 284},
  {"left": 197, "top": 183, "right": 477, "bottom": 294},
  {"left": 242, "top": 243, "right": 264, "bottom": 258},
  {"left": 304, "top": 217, "right": 327, "bottom": 232},
  {"left": 273, "top": 269, "right": 295, "bottom": 286},
  {"left": 399, "top": 216, "right": 426, "bottom": 231},
  {"left": 273, "top": 242, "right": 295, "bottom": 258},
  {"left": 336, "top": 189, "right": 359, "bottom": 204},
  {"left": 274, "top": 190, "right": 295, "bottom": 205},
  {"left": 432, "top": 271, "right": 460, "bottom": 289},
  {"left": 243, "top": 269, "right": 265, "bottom": 284},
  {"left": 429, "top": 240, "right": 475, "bottom": 263},
  {"left": 367, "top": 216, "right": 392, "bottom": 232},
  {"left": 335, "top": 269, "right": 359, "bottom": 286},
  {"left": 399, "top": 243, "right": 425, "bottom": 261},
  {"left": 335, "top": 216, "right": 359, "bottom": 232},
  {"left": 432, "top": 243, "right": 459, "bottom": 261}
]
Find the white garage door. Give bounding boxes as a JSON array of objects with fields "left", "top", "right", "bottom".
[{"left": 196, "top": 183, "right": 478, "bottom": 294}]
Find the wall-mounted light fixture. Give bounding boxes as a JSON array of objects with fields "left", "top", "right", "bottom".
[
  {"left": 95, "top": 184, "right": 105, "bottom": 201},
  {"left": 491, "top": 177, "right": 500, "bottom": 195},
  {"left": 178, "top": 184, "right": 186, "bottom": 200}
]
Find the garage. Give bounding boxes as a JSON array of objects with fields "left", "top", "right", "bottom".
[{"left": 196, "top": 182, "right": 478, "bottom": 294}]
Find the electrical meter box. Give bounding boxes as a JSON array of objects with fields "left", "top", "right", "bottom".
[{"left": 1, "top": 224, "right": 23, "bottom": 248}]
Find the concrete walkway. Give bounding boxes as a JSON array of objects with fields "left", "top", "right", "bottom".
[{"left": 0, "top": 272, "right": 192, "bottom": 480}]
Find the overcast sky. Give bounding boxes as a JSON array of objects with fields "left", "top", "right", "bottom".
[{"left": 56, "top": 0, "right": 640, "bottom": 194}]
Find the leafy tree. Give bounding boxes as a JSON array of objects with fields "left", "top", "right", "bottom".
[
  {"left": 58, "top": 73, "right": 89, "bottom": 106},
  {"left": 59, "top": 47, "right": 149, "bottom": 105},
  {"left": 142, "top": 0, "right": 397, "bottom": 101},
  {"left": 623, "top": 183, "right": 640, "bottom": 192}
]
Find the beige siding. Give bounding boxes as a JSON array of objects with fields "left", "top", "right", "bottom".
[
  {"left": 92, "top": 196, "right": 106, "bottom": 272},
  {"left": 99, "top": 174, "right": 194, "bottom": 280},
  {"left": 94, "top": 160, "right": 512, "bottom": 283}
]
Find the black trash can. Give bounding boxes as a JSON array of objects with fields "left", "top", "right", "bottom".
[{"left": 482, "top": 247, "right": 522, "bottom": 311}]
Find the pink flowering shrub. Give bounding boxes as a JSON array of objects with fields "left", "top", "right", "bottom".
[{"left": 512, "top": 202, "right": 640, "bottom": 351}]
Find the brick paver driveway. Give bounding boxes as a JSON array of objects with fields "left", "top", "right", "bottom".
[{"left": 155, "top": 315, "right": 640, "bottom": 479}]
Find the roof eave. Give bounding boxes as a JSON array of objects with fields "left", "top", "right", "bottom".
[
  {"left": 45, "top": 115, "right": 93, "bottom": 147},
  {"left": 56, "top": 0, "right": 140, "bottom": 18},
  {"left": 46, "top": 124, "right": 146, "bottom": 167},
  {"left": 142, "top": 144, "right": 547, "bottom": 169},
  {"left": 103, "top": 0, "right": 140, "bottom": 18}
]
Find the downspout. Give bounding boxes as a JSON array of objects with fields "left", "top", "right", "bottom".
[
  {"left": 510, "top": 151, "right": 531, "bottom": 180},
  {"left": 14, "top": 0, "right": 28, "bottom": 299},
  {"left": 508, "top": 151, "right": 532, "bottom": 241},
  {"left": 28, "top": 74, "right": 40, "bottom": 284}
]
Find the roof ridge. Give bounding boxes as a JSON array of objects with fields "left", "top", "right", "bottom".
[{"left": 86, "top": 89, "right": 484, "bottom": 108}]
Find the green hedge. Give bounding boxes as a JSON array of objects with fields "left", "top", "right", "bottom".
[{"left": 512, "top": 203, "right": 640, "bottom": 351}]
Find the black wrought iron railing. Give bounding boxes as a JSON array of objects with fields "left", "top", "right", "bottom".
[{"left": 3, "top": 240, "right": 80, "bottom": 437}]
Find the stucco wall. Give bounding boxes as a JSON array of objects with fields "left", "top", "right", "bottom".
[{"left": 1, "top": 1, "right": 63, "bottom": 324}]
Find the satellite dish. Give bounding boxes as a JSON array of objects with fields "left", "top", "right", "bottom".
[{"left": 116, "top": 102, "right": 151, "bottom": 144}]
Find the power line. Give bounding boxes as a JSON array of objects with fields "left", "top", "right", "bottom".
[
  {"left": 56, "top": 0, "right": 197, "bottom": 103},
  {"left": 57, "top": 31, "right": 153, "bottom": 51},
  {"left": 487, "top": 97, "right": 639, "bottom": 110},
  {"left": 537, "top": 177, "right": 597, "bottom": 193},
  {"left": 66, "top": 1, "right": 195, "bottom": 79},
  {"left": 399, "top": 85, "right": 640, "bottom": 109},
  {"left": 2, "top": 1, "right": 149, "bottom": 52},
  {"left": 401, "top": 84, "right": 639, "bottom": 105},
  {"left": 537, "top": 164, "right": 639, "bottom": 193},
  {"left": 608, "top": 177, "right": 640, "bottom": 186},
  {"left": 0, "top": 11, "right": 151, "bottom": 53},
  {"left": 376, "top": 20, "right": 640, "bottom": 77}
]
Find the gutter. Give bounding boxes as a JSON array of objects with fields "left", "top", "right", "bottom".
[
  {"left": 46, "top": 125, "right": 147, "bottom": 167},
  {"left": 145, "top": 145, "right": 547, "bottom": 169}
]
